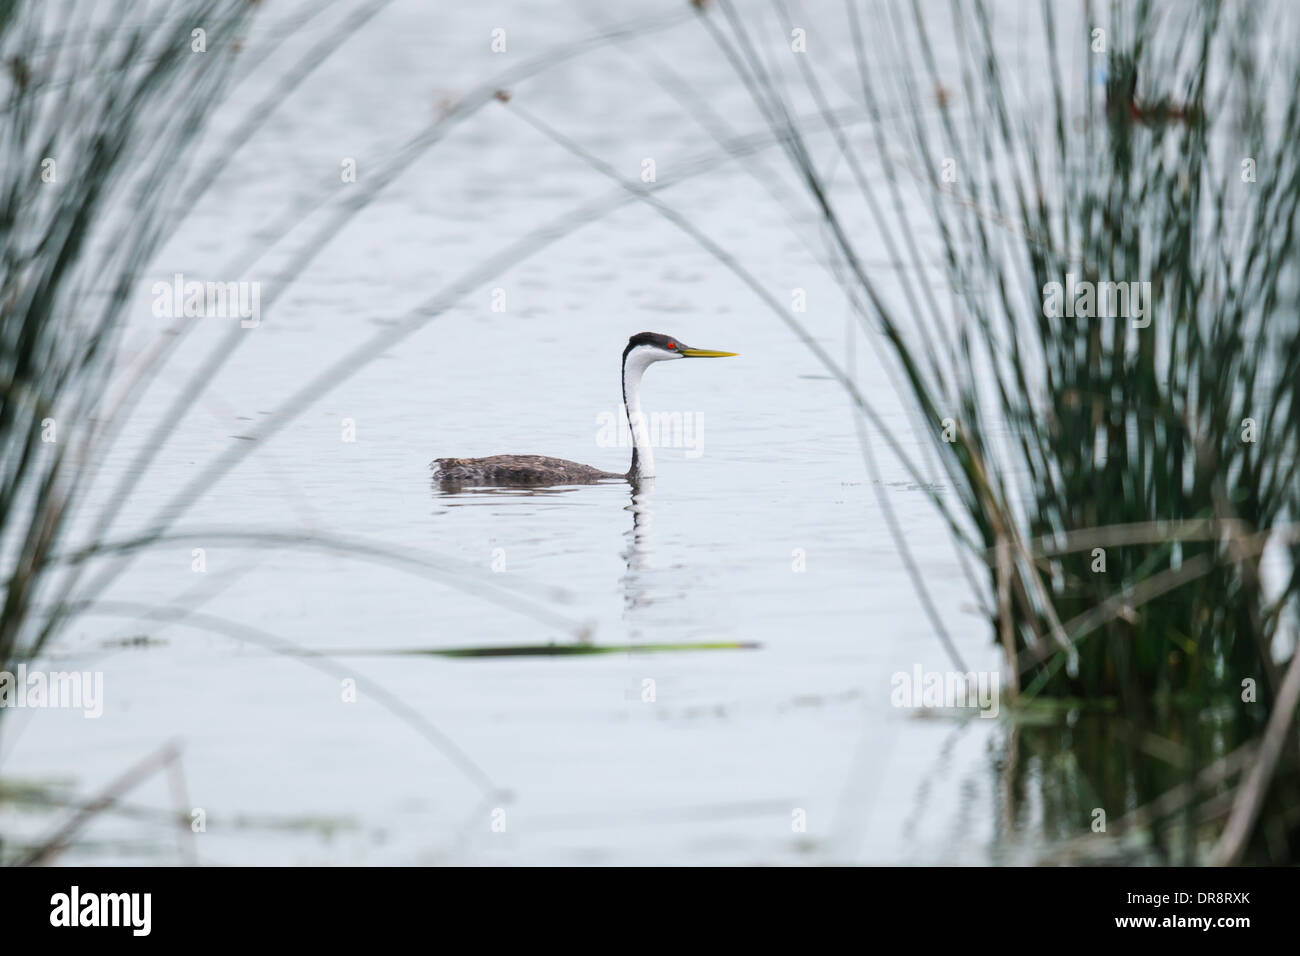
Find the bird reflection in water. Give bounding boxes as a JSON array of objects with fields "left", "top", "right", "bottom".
[
  {"left": 620, "top": 478, "right": 655, "bottom": 619},
  {"left": 429, "top": 474, "right": 658, "bottom": 624}
]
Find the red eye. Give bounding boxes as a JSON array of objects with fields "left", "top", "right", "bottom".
[{"left": 668, "top": 341, "right": 676, "bottom": 349}]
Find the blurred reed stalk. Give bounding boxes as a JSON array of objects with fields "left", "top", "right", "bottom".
[
  {"left": 0, "top": 0, "right": 253, "bottom": 673},
  {"left": 1, "top": 3, "right": 709, "bottom": 861},
  {"left": 1, "top": 0, "right": 620, "bottom": 696}
]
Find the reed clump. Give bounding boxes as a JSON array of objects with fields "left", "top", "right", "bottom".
[
  {"left": 1, "top": 1, "right": 252, "bottom": 675},
  {"left": 878, "top": 0, "right": 1300, "bottom": 863},
  {"left": 698, "top": 0, "right": 1300, "bottom": 861}
]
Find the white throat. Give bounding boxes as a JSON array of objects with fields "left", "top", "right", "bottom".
[{"left": 622, "top": 345, "right": 667, "bottom": 480}]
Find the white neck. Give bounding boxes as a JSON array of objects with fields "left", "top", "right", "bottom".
[{"left": 622, "top": 346, "right": 659, "bottom": 480}]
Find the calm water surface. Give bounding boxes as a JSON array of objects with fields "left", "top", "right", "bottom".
[{"left": 0, "top": 0, "right": 1063, "bottom": 864}]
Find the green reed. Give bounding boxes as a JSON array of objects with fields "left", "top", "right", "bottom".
[
  {"left": 697, "top": 0, "right": 1299, "bottom": 861},
  {"left": 0, "top": 1, "right": 252, "bottom": 672}
]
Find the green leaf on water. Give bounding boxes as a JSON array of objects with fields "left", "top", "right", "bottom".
[{"left": 337, "top": 641, "right": 760, "bottom": 659}]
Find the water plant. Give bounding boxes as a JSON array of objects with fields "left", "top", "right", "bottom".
[{"left": 694, "top": 0, "right": 1300, "bottom": 862}]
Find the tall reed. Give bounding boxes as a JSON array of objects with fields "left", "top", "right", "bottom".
[
  {"left": 698, "top": 0, "right": 1300, "bottom": 861},
  {"left": 1, "top": 1, "right": 252, "bottom": 671}
]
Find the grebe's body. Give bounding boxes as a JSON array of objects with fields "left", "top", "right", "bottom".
[
  {"left": 432, "top": 455, "right": 622, "bottom": 484},
  {"left": 431, "top": 332, "right": 736, "bottom": 486}
]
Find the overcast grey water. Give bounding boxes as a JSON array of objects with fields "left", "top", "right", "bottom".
[{"left": 0, "top": 0, "right": 1054, "bottom": 864}]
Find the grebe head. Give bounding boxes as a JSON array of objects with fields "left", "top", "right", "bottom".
[{"left": 622, "top": 331, "right": 737, "bottom": 369}]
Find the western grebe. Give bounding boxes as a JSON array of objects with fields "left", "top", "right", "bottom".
[{"left": 432, "top": 331, "right": 736, "bottom": 485}]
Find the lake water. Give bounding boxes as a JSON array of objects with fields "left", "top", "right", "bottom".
[{"left": 1, "top": 0, "right": 1061, "bottom": 865}]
